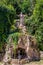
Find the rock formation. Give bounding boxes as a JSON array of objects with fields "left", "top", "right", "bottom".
[
  {"left": 3, "top": 12, "right": 40, "bottom": 65},
  {"left": 3, "top": 37, "right": 14, "bottom": 65},
  {"left": 15, "top": 12, "right": 40, "bottom": 61}
]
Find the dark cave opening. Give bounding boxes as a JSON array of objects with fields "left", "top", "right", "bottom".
[{"left": 15, "top": 48, "right": 27, "bottom": 59}]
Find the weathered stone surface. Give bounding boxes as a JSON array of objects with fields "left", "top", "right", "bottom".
[
  {"left": 15, "top": 34, "right": 40, "bottom": 61},
  {"left": 40, "top": 51, "right": 43, "bottom": 60},
  {"left": 11, "top": 59, "right": 21, "bottom": 65}
]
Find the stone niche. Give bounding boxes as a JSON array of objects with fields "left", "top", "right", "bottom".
[{"left": 15, "top": 47, "right": 27, "bottom": 59}]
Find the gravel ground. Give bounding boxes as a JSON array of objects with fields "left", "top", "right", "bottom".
[
  {"left": 0, "top": 60, "right": 43, "bottom": 65},
  {"left": 24, "top": 60, "right": 43, "bottom": 65}
]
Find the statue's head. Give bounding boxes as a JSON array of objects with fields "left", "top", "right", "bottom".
[{"left": 20, "top": 12, "right": 23, "bottom": 17}]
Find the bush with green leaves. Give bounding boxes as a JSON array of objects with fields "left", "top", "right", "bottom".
[
  {"left": 0, "top": 0, "right": 16, "bottom": 44},
  {"left": 25, "top": 0, "right": 43, "bottom": 50}
]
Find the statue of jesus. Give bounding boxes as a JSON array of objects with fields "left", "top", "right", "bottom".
[{"left": 19, "top": 12, "right": 24, "bottom": 27}]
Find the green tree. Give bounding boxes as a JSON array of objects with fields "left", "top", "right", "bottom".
[{"left": 0, "top": 0, "right": 16, "bottom": 44}]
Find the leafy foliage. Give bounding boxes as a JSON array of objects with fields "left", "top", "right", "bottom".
[
  {"left": 0, "top": 0, "right": 43, "bottom": 51},
  {"left": 25, "top": 0, "right": 43, "bottom": 50}
]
